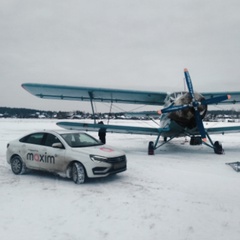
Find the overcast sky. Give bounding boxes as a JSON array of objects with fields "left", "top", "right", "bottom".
[{"left": 1, "top": 0, "right": 240, "bottom": 112}]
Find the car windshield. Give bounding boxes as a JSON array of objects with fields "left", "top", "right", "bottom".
[{"left": 61, "top": 132, "right": 102, "bottom": 148}]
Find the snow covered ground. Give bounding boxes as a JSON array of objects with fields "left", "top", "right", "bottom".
[{"left": 1, "top": 118, "right": 240, "bottom": 240}]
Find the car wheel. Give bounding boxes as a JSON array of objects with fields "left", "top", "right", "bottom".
[
  {"left": 72, "top": 162, "right": 86, "bottom": 184},
  {"left": 11, "top": 155, "right": 26, "bottom": 175}
]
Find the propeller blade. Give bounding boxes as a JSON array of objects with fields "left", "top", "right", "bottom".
[
  {"left": 194, "top": 109, "right": 206, "bottom": 141},
  {"left": 159, "top": 104, "right": 189, "bottom": 114},
  {"left": 183, "top": 68, "right": 207, "bottom": 141},
  {"left": 201, "top": 95, "right": 231, "bottom": 105},
  {"left": 184, "top": 68, "right": 195, "bottom": 99}
]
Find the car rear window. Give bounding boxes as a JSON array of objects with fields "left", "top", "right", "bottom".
[{"left": 20, "top": 133, "right": 45, "bottom": 145}]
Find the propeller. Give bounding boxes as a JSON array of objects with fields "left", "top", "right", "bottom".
[
  {"left": 158, "top": 68, "right": 231, "bottom": 142},
  {"left": 184, "top": 68, "right": 207, "bottom": 141},
  {"left": 201, "top": 95, "right": 231, "bottom": 105}
]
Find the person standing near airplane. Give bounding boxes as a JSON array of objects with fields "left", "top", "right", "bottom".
[{"left": 98, "top": 121, "right": 106, "bottom": 144}]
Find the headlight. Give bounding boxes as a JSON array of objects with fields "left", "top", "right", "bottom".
[{"left": 90, "top": 155, "right": 108, "bottom": 163}]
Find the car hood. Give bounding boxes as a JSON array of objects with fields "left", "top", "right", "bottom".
[{"left": 70, "top": 144, "right": 125, "bottom": 157}]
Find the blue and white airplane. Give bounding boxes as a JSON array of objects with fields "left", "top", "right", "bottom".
[{"left": 22, "top": 68, "right": 240, "bottom": 154}]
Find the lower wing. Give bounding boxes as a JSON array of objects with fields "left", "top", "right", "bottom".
[
  {"left": 206, "top": 125, "right": 240, "bottom": 134},
  {"left": 57, "top": 121, "right": 169, "bottom": 135},
  {"left": 57, "top": 121, "right": 240, "bottom": 136}
]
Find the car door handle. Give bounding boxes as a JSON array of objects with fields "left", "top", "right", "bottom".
[{"left": 29, "top": 149, "right": 38, "bottom": 152}]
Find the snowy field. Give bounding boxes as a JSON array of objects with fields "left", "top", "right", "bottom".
[{"left": 1, "top": 118, "right": 240, "bottom": 240}]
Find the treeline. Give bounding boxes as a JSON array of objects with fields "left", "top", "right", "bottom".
[
  {"left": 1, "top": 107, "right": 240, "bottom": 120},
  {"left": 207, "top": 110, "right": 240, "bottom": 116},
  {"left": 0, "top": 107, "right": 115, "bottom": 119},
  {"left": 0, "top": 107, "right": 71, "bottom": 119}
]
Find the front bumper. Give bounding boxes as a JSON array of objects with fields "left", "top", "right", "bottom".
[{"left": 92, "top": 155, "right": 127, "bottom": 176}]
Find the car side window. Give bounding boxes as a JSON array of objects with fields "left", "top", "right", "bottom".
[
  {"left": 20, "top": 133, "right": 45, "bottom": 145},
  {"left": 61, "top": 133, "right": 100, "bottom": 147},
  {"left": 44, "top": 133, "right": 62, "bottom": 147}
]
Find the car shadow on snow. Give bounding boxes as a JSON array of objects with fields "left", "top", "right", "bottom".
[
  {"left": 19, "top": 169, "right": 126, "bottom": 185},
  {"left": 85, "top": 173, "right": 125, "bottom": 185}
]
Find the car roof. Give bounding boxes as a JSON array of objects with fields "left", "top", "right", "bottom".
[{"left": 28, "top": 129, "right": 86, "bottom": 135}]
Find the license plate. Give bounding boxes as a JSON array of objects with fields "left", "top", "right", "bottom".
[{"left": 113, "top": 161, "right": 125, "bottom": 169}]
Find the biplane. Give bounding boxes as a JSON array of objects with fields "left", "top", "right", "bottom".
[{"left": 22, "top": 68, "right": 240, "bottom": 154}]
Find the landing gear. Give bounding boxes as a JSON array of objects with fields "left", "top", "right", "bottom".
[
  {"left": 189, "top": 136, "right": 224, "bottom": 154},
  {"left": 213, "top": 141, "right": 224, "bottom": 154},
  {"left": 147, "top": 131, "right": 225, "bottom": 155},
  {"left": 203, "top": 132, "right": 224, "bottom": 154},
  {"left": 148, "top": 141, "right": 154, "bottom": 155}
]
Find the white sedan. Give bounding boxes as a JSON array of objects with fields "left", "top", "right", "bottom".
[{"left": 6, "top": 130, "right": 127, "bottom": 184}]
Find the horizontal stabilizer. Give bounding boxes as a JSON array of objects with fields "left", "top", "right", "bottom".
[{"left": 57, "top": 121, "right": 169, "bottom": 135}]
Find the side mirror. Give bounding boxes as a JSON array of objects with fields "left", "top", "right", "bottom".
[{"left": 52, "top": 142, "right": 64, "bottom": 149}]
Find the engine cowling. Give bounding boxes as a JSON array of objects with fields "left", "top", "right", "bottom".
[{"left": 168, "top": 92, "right": 207, "bottom": 129}]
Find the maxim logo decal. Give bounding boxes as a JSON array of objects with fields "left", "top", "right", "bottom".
[{"left": 27, "top": 153, "right": 55, "bottom": 164}]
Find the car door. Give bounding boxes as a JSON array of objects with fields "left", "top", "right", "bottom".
[
  {"left": 21, "top": 132, "right": 46, "bottom": 170},
  {"left": 42, "top": 133, "right": 66, "bottom": 172}
]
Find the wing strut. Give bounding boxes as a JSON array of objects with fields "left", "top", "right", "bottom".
[
  {"left": 154, "top": 134, "right": 178, "bottom": 150},
  {"left": 88, "top": 91, "right": 96, "bottom": 124},
  {"left": 107, "top": 101, "right": 113, "bottom": 124}
]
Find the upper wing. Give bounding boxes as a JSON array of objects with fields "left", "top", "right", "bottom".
[
  {"left": 22, "top": 83, "right": 168, "bottom": 106},
  {"left": 56, "top": 121, "right": 169, "bottom": 135},
  {"left": 202, "top": 92, "right": 240, "bottom": 105}
]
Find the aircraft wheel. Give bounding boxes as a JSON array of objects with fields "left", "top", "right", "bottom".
[
  {"left": 213, "top": 141, "right": 224, "bottom": 154},
  {"left": 148, "top": 141, "right": 154, "bottom": 155},
  {"left": 11, "top": 155, "right": 27, "bottom": 175},
  {"left": 72, "top": 162, "right": 86, "bottom": 184}
]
